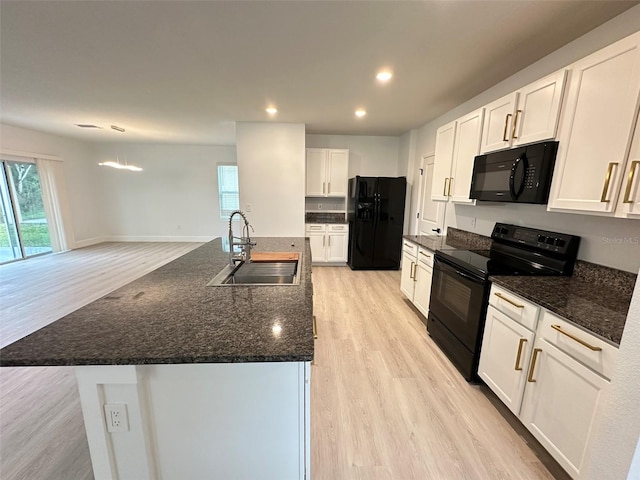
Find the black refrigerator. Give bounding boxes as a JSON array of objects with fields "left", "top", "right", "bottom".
[{"left": 347, "top": 176, "right": 407, "bottom": 270}]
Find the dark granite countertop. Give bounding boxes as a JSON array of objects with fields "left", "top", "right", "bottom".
[
  {"left": 403, "top": 228, "right": 634, "bottom": 346},
  {"left": 0, "top": 237, "right": 314, "bottom": 367},
  {"left": 490, "top": 269, "right": 634, "bottom": 346},
  {"left": 305, "top": 212, "right": 347, "bottom": 224}
]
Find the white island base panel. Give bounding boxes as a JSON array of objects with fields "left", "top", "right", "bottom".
[{"left": 75, "top": 362, "right": 311, "bottom": 480}]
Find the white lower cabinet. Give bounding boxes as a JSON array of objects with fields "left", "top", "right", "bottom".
[
  {"left": 478, "top": 305, "right": 535, "bottom": 415},
  {"left": 519, "top": 337, "right": 609, "bottom": 479},
  {"left": 399, "top": 240, "right": 433, "bottom": 318},
  {"left": 479, "top": 285, "right": 617, "bottom": 480},
  {"left": 305, "top": 224, "right": 348, "bottom": 263}
]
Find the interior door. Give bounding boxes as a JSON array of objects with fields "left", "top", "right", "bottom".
[{"left": 418, "top": 155, "right": 446, "bottom": 236}]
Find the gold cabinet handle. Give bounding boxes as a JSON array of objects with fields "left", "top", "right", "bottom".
[
  {"left": 409, "top": 261, "right": 415, "bottom": 279},
  {"left": 514, "top": 338, "right": 527, "bottom": 371},
  {"left": 322, "top": 236, "right": 325, "bottom": 247},
  {"left": 328, "top": 182, "right": 331, "bottom": 194},
  {"left": 623, "top": 161, "right": 640, "bottom": 203},
  {"left": 494, "top": 292, "right": 524, "bottom": 308},
  {"left": 502, "top": 113, "right": 513, "bottom": 142},
  {"left": 551, "top": 324, "right": 602, "bottom": 351},
  {"left": 313, "top": 316, "right": 318, "bottom": 339},
  {"left": 323, "top": 182, "right": 326, "bottom": 195},
  {"left": 600, "top": 162, "right": 619, "bottom": 202},
  {"left": 328, "top": 235, "right": 331, "bottom": 247},
  {"left": 447, "top": 177, "right": 453, "bottom": 196},
  {"left": 527, "top": 348, "right": 542, "bottom": 382},
  {"left": 419, "top": 251, "right": 431, "bottom": 259},
  {"left": 443, "top": 178, "right": 449, "bottom": 196},
  {"left": 511, "top": 109, "right": 522, "bottom": 139}
]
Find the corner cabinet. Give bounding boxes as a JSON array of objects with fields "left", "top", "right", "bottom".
[
  {"left": 431, "top": 108, "right": 484, "bottom": 204},
  {"left": 305, "top": 223, "right": 348, "bottom": 263},
  {"left": 480, "top": 69, "right": 566, "bottom": 154},
  {"left": 305, "top": 149, "right": 349, "bottom": 197},
  {"left": 548, "top": 32, "right": 640, "bottom": 216},
  {"left": 479, "top": 284, "right": 618, "bottom": 480}
]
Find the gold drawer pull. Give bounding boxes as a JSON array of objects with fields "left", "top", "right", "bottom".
[
  {"left": 600, "top": 162, "right": 618, "bottom": 202},
  {"left": 623, "top": 161, "right": 640, "bottom": 203},
  {"left": 511, "top": 109, "right": 522, "bottom": 139},
  {"left": 502, "top": 113, "right": 512, "bottom": 142},
  {"left": 419, "top": 251, "right": 431, "bottom": 258},
  {"left": 551, "top": 324, "right": 602, "bottom": 351},
  {"left": 514, "top": 338, "right": 527, "bottom": 371},
  {"left": 527, "top": 348, "right": 542, "bottom": 382},
  {"left": 494, "top": 292, "right": 524, "bottom": 308},
  {"left": 313, "top": 316, "right": 318, "bottom": 340},
  {"left": 443, "top": 178, "right": 449, "bottom": 196},
  {"left": 447, "top": 177, "right": 453, "bottom": 196}
]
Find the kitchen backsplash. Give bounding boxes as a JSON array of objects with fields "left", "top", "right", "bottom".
[{"left": 305, "top": 212, "right": 347, "bottom": 224}]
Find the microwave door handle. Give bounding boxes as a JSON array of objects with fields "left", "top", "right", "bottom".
[{"left": 509, "top": 154, "right": 528, "bottom": 200}]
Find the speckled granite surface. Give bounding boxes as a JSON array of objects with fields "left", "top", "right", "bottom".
[
  {"left": 402, "top": 228, "right": 635, "bottom": 346},
  {"left": 0, "top": 237, "right": 314, "bottom": 367},
  {"left": 490, "top": 263, "right": 636, "bottom": 346},
  {"left": 403, "top": 227, "right": 492, "bottom": 252},
  {"left": 305, "top": 212, "right": 347, "bottom": 224}
]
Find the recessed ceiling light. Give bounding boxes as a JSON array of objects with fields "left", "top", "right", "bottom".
[
  {"left": 266, "top": 107, "right": 277, "bottom": 115},
  {"left": 355, "top": 109, "right": 367, "bottom": 118},
  {"left": 376, "top": 71, "right": 393, "bottom": 82},
  {"left": 111, "top": 125, "right": 125, "bottom": 132}
]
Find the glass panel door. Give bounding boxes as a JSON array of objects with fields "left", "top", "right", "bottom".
[
  {"left": 0, "top": 166, "right": 22, "bottom": 263},
  {"left": 0, "top": 161, "right": 53, "bottom": 264}
]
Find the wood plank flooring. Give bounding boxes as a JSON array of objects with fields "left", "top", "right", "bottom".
[
  {"left": 311, "top": 267, "right": 569, "bottom": 480},
  {"left": 0, "top": 244, "right": 568, "bottom": 479}
]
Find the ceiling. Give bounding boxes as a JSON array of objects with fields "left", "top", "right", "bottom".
[{"left": 0, "top": 1, "right": 637, "bottom": 146}]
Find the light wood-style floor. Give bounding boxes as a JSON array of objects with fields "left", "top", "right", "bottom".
[{"left": 0, "top": 244, "right": 568, "bottom": 479}]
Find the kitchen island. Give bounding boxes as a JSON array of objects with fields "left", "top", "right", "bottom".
[{"left": 0, "top": 237, "right": 313, "bottom": 480}]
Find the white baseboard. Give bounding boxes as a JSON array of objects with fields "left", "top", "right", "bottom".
[
  {"left": 101, "top": 235, "right": 215, "bottom": 243},
  {"left": 73, "top": 236, "right": 108, "bottom": 248}
]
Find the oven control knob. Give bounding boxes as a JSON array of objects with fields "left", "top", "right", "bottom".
[
  {"left": 537, "top": 235, "right": 546, "bottom": 243},
  {"left": 555, "top": 238, "right": 566, "bottom": 247}
]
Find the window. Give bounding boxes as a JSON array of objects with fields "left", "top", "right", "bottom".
[{"left": 217, "top": 164, "right": 239, "bottom": 219}]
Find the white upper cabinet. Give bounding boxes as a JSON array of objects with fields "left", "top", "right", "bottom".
[
  {"left": 513, "top": 69, "right": 567, "bottom": 147},
  {"left": 305, "top": 148, "right": 349, "bottom": 197},
  {"left": 481, "top": 69, "right": 567, "bottom": 154},
  {"left": 431, "top": 108, "right": 484, "bottom": 204},
  {"left": 449, "top": 108, "right": 484, "bottom": 204},
  {"left": 431, "top": 120, "right": 457, "bottom": 202},
  {"left": 481, "top": 92, "right": 518, "bottom": 153},
  {"left": 548, "top": 32, "right": 640, "bottom": 215},
  {"left": 615, "top": 118, "right": 640, "bottom": 218}
]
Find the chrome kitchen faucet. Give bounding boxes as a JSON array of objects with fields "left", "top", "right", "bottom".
[{"left": 228, "top": 210, "right": 256, "bottom": 266}]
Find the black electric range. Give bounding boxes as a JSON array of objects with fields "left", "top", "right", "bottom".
[{"left": 427, "top": 223, "right": 580, "bottom": 381}]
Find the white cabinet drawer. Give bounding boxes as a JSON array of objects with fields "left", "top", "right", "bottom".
[
  {"left": 489, "top": 284, "right": 540, "bottom": 331},
  {"left": 328, "top": 224, "right": 347, "bottom": 232},
  {"left": 538, "top": 310, "right": 618, "bottom": 380},
  {"left": 417, "top": 247, "right": 434, "bottom": 268},
  {"left": 305, "top": 224, "right": 326, "bottom": 233},
  {"left": 402, "top": 240, "right": 418, "bottom": 257}
]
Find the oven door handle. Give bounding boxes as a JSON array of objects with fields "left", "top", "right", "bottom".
[{"left": 455, "top": 268, "right": 483, "bottom": 284}]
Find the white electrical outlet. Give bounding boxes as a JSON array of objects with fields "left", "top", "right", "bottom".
[
  {"left": 317, "top": 203, "right": 322, "bottom": 210},
  {"left": 470, "top": 217, "right": 476, "bottom": 228},
  {"left": 104, "top": 403, "right": 129, "bottom": 433},
  {"left": 246, "top": 203, "right": 252, "bottom": 213}
]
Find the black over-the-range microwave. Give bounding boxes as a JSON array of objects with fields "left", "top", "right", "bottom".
[{"left": 469, "top": 141, "right": 559, "bottom": 204}]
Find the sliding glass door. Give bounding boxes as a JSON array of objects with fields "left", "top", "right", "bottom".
[{"left": 0, "top": 160, "right": 52, "bottom": 264}]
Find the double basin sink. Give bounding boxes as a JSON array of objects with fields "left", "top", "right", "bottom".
[{"left": 208, "top": 256, "right": 301, "bottom": 286}]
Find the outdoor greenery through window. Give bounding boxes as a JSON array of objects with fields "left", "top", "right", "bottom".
[
  {"left": 0, "top": 160, "right": 53, "bottom": 263},
  {"left": 217, "top": 164, "right": 239, "bottom": 219}
]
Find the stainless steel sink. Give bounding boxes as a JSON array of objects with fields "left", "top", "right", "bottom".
[{"left": 207, "top": 258, "right": 301, "bottom": 286}]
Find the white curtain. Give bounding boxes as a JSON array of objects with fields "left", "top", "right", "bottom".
[{"left": 36, "top": 158, "right": 73, "bottom": 252}]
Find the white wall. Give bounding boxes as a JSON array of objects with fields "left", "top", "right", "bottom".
[
  {"left": 581, "top": 272, "right": 640, "bottom": 480},
  {"left": 0, "top": 122, "right": 103, "bottom": 247},
  {"left": 406, "top": 6, "right": 640, "bottom": 272},
  {"left": 94, "top": 143, "right": 236, "bottom": 241},
  {"left": 306, "top": 134, "right": 401, "bottom": 178},
  {"left": 236, "top": 122, "right": 305, "bottom": 237}
]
